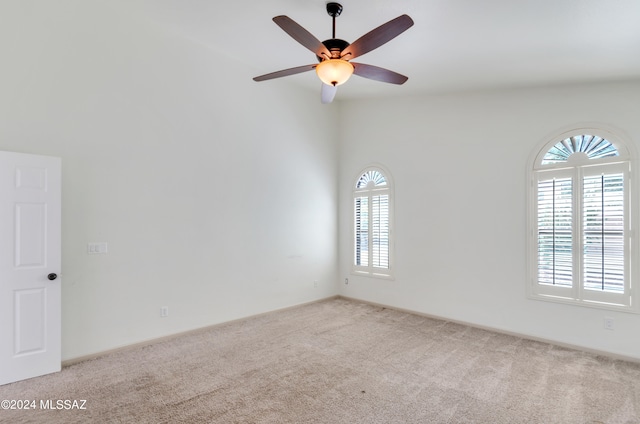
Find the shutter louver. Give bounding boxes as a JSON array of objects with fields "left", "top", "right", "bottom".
[{"left": 583, "top": 173, "right": 625, "bottom": 293}]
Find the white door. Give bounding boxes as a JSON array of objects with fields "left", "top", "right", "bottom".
[{"left": 0, "top": 151, "right": 61, "bottom": 386}]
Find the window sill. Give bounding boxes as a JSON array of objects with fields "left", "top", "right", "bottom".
[
  {"left": 351, "top": 269, "right": 395, "bottom": 281},
  {"left": 527, "top": 292, "right": 639, "bottom": 314}
]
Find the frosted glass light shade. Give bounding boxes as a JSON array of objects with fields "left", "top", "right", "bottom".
[{"left": 315, "top": 59, "right": 354, "bottom": 86}]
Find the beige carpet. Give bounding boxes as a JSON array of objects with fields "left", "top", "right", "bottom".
[{"left": 1, "top": 297, "right": 639, "bottom": 423}]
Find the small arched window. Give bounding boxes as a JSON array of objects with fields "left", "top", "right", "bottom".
[
  {"left": 353, "top": 166, "right": 393, "bottom": 278},
  {"left": 529, "top": 129, "right": 637, "bottom": 311}
]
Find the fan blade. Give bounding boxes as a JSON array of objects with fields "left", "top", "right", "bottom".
[
  {"left": 352, "top": 63, "right": 408, "bottom": 85},
  {"left": 253, "top": 64, "right": 316, "bottom": 82},
  {"left": 340, "top": 15, "right": 414, "bottom": 60},
  {"left": 273, "top": 16, "right": 331, "bottom": 58},
  {"left": 321, "top": 83, "right": 337, "bottom": 104}
]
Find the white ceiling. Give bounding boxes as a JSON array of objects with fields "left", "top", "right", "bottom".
[{"left": 125, "top": 0, "right": 640, "bottom": 100}]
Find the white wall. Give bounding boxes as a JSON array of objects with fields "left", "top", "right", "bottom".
[
  {"left": 0, "top": 2, "right": 338, "bottom": 360},
  {"left": 338, "top": 81, "right": 640, "bottom": 359}
]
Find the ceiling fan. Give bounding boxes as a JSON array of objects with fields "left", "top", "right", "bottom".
[{"left": 253, "top": 2, "right": 414, "bottom": 104}]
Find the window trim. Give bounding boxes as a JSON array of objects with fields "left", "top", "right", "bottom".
[
  {"left": 352, "top": 165, "right": 394, "bottom": 280},
  {"left": 527, "top": 126, "right": 639, "bottom": 313}
]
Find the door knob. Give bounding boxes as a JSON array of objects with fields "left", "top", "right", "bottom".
[{"left": 47, "top": 273, "right": 57, "bottom": 281}]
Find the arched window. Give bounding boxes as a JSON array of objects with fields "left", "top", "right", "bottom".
[
  {"left": 528, "top": 130, "right": 637, "bottom": 311},
  {"left": 353, "top": 166, "right": 393, "bottom": 278}
]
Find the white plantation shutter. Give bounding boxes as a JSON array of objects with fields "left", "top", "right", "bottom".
[
  {"left": 371, "top": 194, "right": 389, "bottom": 269},
  {"left": 354, "top": 196, "right": 369, "bottom": 267},
  {"left": 530, "top": 132, "right": 635, "bottom": 310},
  {"left": 537, "top": 177, "right": 573, "bottom": 287},
  {"left": 353, "top": 168, "right": 392, "bottom": 277},
  {"left": 582, "top": 173, "right": 625, "bottom": 293}
]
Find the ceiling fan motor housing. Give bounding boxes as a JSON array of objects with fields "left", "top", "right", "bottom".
[{"left": 318, "top": 38, "right": 350, "bottom": 61}]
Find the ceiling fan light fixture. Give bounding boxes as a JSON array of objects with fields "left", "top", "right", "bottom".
[
  {"left": 315, "top": 59, "right": 354, "bottom": 86},
  {"left": 253, "top": 5, "right": 414, "bottom": 103}
]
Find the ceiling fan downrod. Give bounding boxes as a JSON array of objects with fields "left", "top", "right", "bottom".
[{"left": 326, "top": 2, "right": 343, "bottom": 39}]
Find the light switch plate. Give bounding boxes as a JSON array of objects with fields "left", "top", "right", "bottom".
[{"left": 87, "top": 242, "right": 108, "bottom": 254}]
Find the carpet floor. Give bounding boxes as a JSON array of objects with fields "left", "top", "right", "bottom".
[{"left": 0, "top": 297, "right": 639, "bottom": 423}]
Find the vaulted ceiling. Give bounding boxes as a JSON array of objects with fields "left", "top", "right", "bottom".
[{"left": 126, "top": 0, "right": 640, "bottom": 99}]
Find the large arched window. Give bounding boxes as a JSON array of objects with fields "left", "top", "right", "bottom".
[
  {"left": 353, "top": 166, "right": 393, "bottom": 278},
  {"left": 528, "top": 129, "right": 638, "bottom": 311}
]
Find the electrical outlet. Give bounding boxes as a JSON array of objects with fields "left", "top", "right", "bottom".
[
  {"left": 344, "top": 278, "right": 349, "bottom": 285},
  {"left": 160, "top": 306, "right": 169, "bottom": 318},
  {"left": 314, "top": 280, "right": 318, "bottom": 288},
  {"left": 604, "top": 317, "right": 614, "bottom": 330}
]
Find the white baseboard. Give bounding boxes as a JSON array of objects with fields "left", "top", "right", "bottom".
[
  {"left": 63, "top": 294, "right": 638, "bottom": 367},
  {"left": 62, "top": 295, "right": 339, "bottom": 367},
  {"left": 337, "top": 295, "right": 640, "bottom": 364}
]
